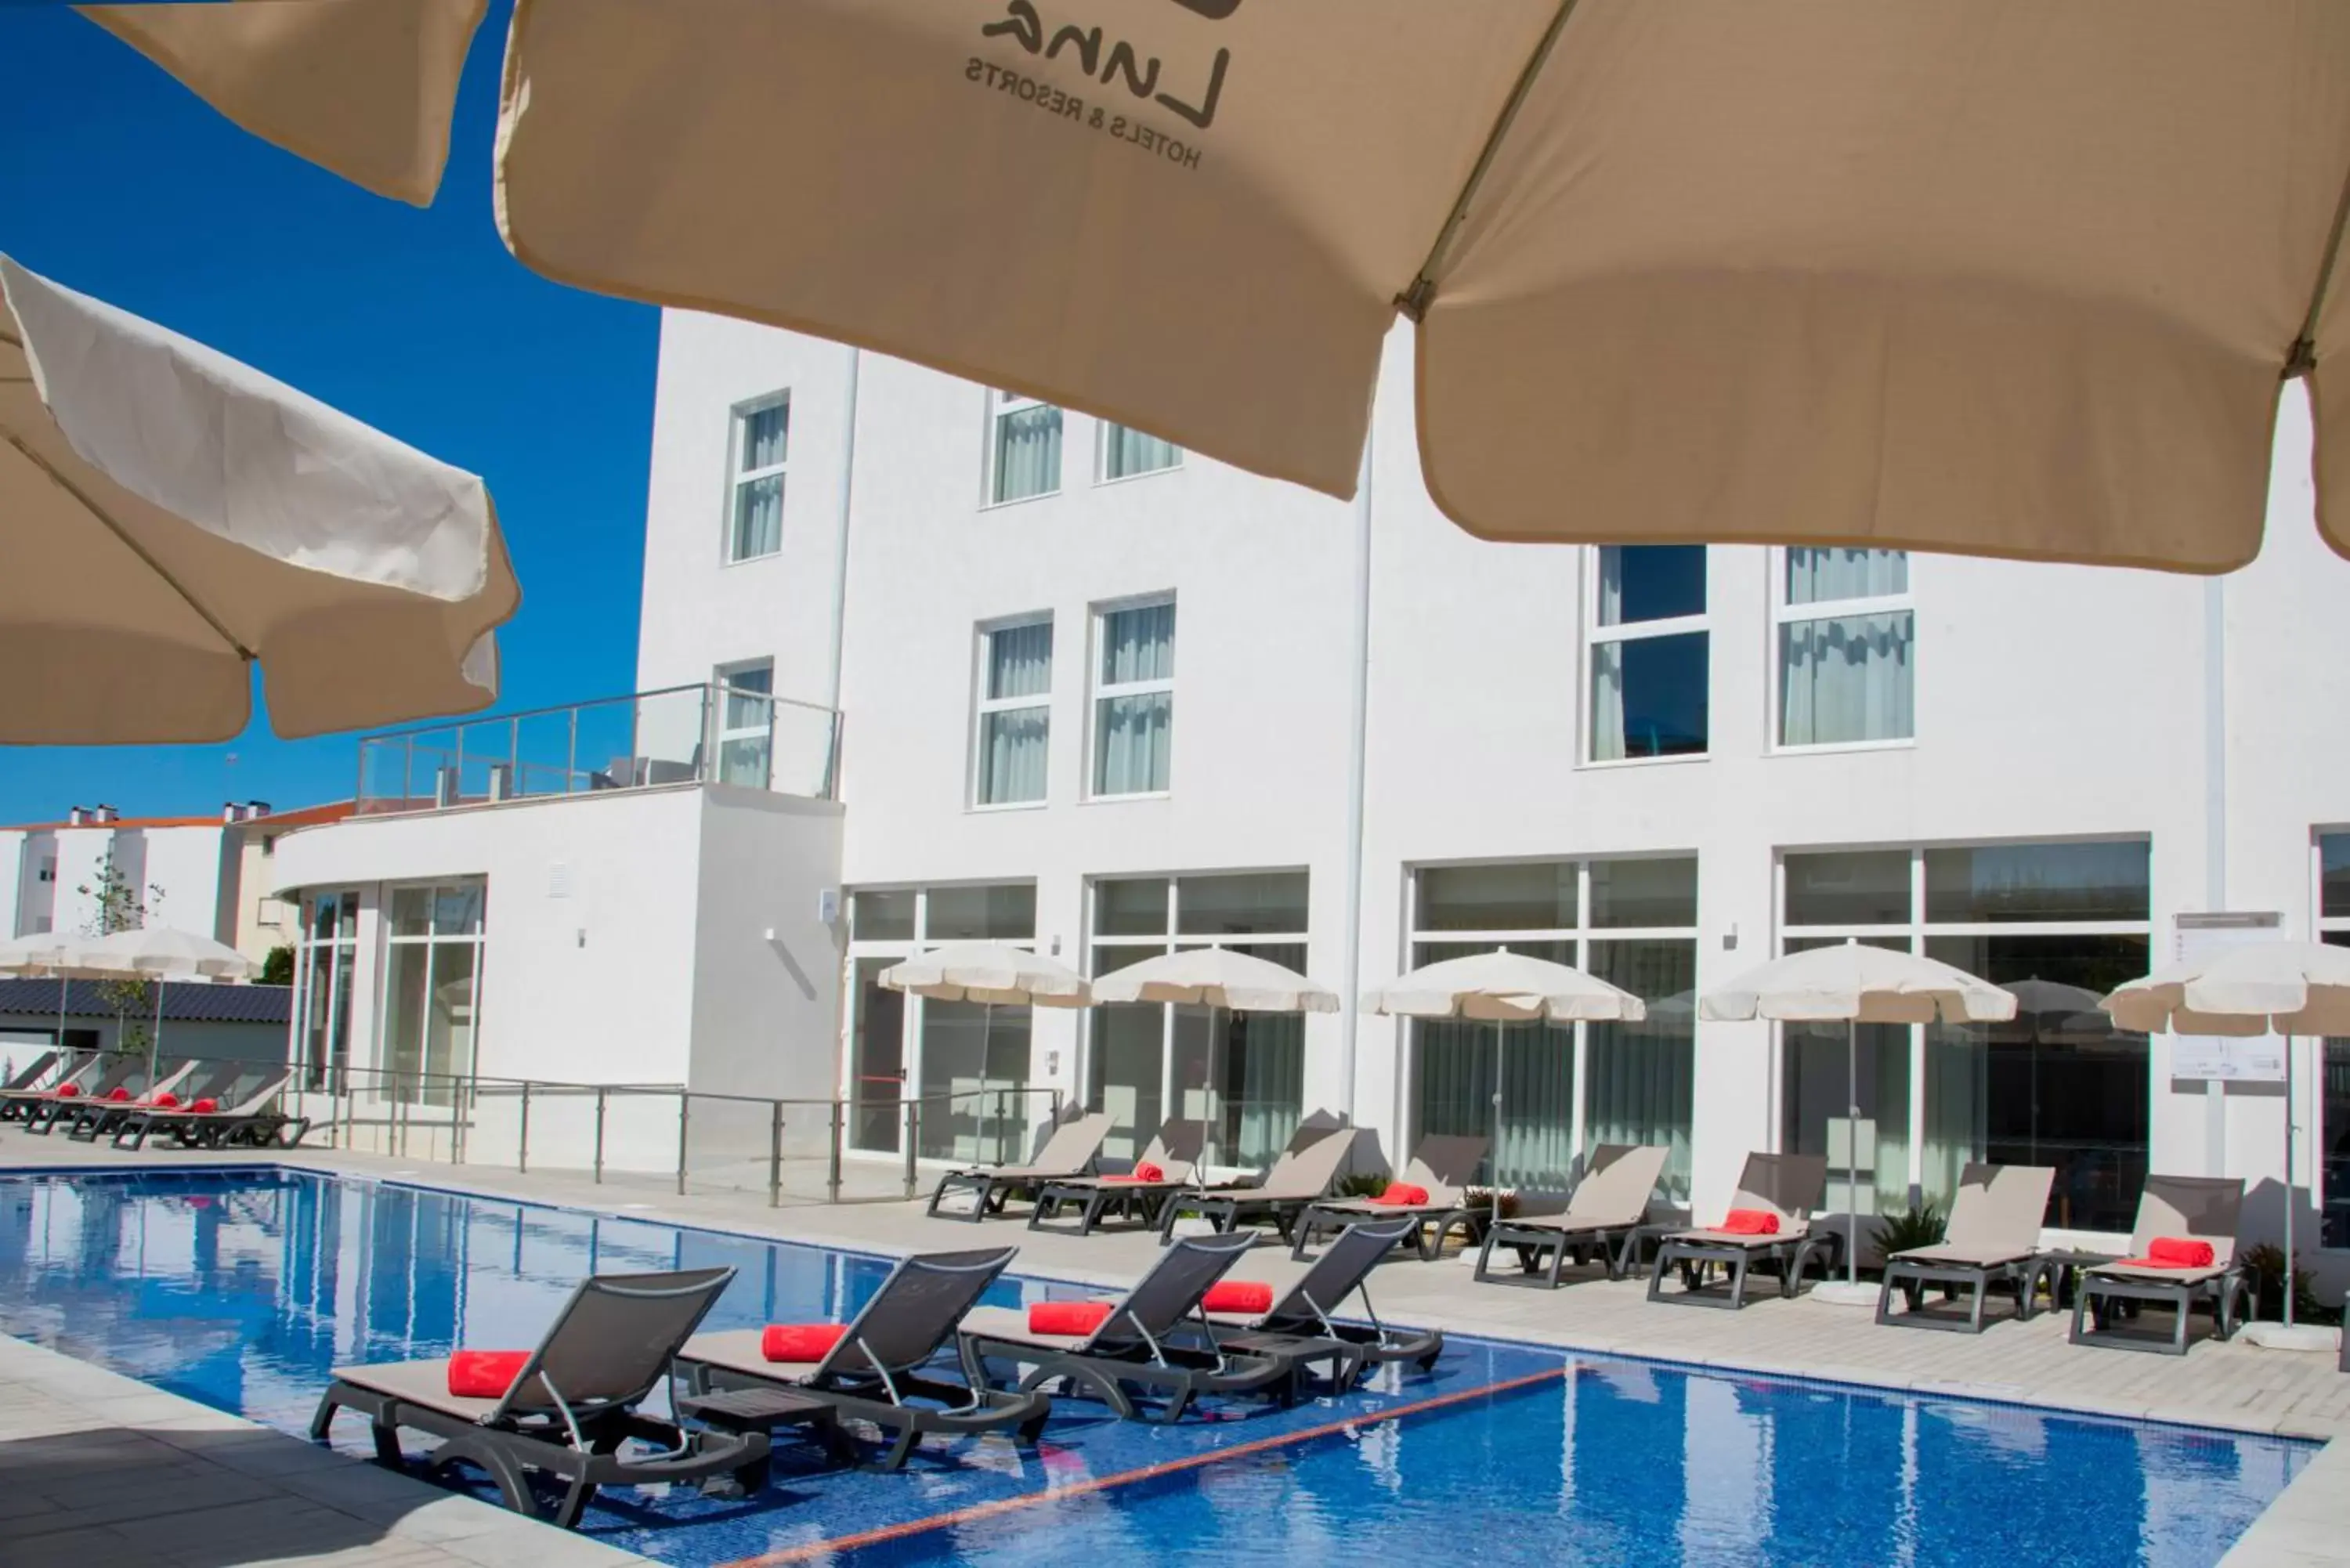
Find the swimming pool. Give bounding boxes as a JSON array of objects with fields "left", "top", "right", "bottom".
[{"left": 0, "top": 1167, "right": 2312, "bottom": 1566}]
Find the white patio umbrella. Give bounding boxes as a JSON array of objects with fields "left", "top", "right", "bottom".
[
  {"left": 72, "top": 927, "right": 262, "bottom": 1076},
  {"left": 0, "top": 932, "right": 83, "bottom": 1060},
  {"left": 1090, "top": 946, "right": 1338, "bottom": 1175},
  {"left": 2102, "top": 940, "right": 2350, "bottom": 1350},
  {"left": 1, "top": 255, "right": 518, "bottom": 742},
  {"left": 2002, "top": 977, "right": 2109, "bottom": 1157},
  {"left": 880, "top": 941, "right": 1090, "bottom": 1164},
  {"left": 1703, "top": 941, "right": 2016, "bottom": 1302},
  {"left": 85, "top": 4, "right": 2350, "bottom": 574},
  {"left": 1364, "top": 948, "right": 1647, "bottom": 1229}
]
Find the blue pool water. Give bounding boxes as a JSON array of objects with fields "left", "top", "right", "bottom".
[{"left": 0, "top": 1167, "right": 2313, "bottom": 1567}]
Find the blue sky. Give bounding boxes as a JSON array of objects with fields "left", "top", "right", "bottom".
[{"left": 0, "top": 2, "right": 656, "bottom": 826}]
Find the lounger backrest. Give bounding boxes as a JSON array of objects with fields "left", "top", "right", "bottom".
[
  {"left": 1253, "top": 1126, "right": 1358, "bottom": 1200},
  {"left": 169, "top": 1062, "right": 248, "bottom": 1107},
  {"left": 1092, "top": 1230, "right": 1258, "bottom": 1347},
  {"left": 1729, "top": 1151, "right": 1828, "bottom": 1226},
  {"left": 3, "top": 1051, "right": 59, "bottom": 1093},
  {"left": 2131, "top": 1175, "right": 2244, "bottom": 1266},
  {"left": 216, "top": 1068, "right": 294, "bottom": 1115},
  {"left": 494, "top": 1266, "right": 734, "bottom": 1419},
  {"left": 74, "top": 1057, "right": 140, "bottom": 1100},
  {"left": 1268, "top": 1217, "right": 1415, "bottom": 1330},
  {"left": 813, "top": 1247, "right": 1014, "bottom": 1382},
  {"left": 1567, "top": 1144, "right": 1670, "bottom": 1224},
  {"left": 1025, "top": 1112, "right": 1113, "bottom": 1172},
  {"left": 1940, "top": 1163, "right": 2055, "bottom": 1253},
  {"left": 1399, "top": 1133, "right": 1488, "bottom": 1203},
  {"left": 1147, "top": 1118, "right": 1206, "bottom": 1166}
]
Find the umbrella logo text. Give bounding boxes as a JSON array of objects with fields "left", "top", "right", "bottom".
[{"left": 982, "top": 1, "right": 1231, "bottom": 130}]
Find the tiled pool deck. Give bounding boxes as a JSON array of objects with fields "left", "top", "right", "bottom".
[{"left": 4, "top": 1138, "right": 2346, "bottom": 1566}]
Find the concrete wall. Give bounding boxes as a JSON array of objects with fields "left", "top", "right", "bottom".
[{"left": 139, "top": 823, "right": 231, "bottom": 941}]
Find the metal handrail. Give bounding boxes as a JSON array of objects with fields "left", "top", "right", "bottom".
[{"left": 360, "top": 681, "right": 837, "bottom": 745}]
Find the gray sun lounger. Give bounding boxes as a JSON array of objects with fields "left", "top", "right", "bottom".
[
  {"left": 1029, "top": 1118, "right": 1206, "bottom": 1236},
  {"left": 1179, "top": 1216, "right": 1443, "bottom": 1384},
  {"left": 1647, "top": 1152, "right": 1834, "bottom": 1310},
  {"left": 69, "top": 1060, "right": 237, "bottom": 1143},
  {"left": 49, "top": 1060, "right": 195, "bottom": 1139},
  {"left": 1289, "top": 1133, "right": 1488, "bottom": 1262},
  {"left": 18, "top": 1054, "right": 139, "bottom": 1132},
  {"left": 673, "top": 1245, "right": 1051, "bottom": 1472},
  {"left": 959, "top": 1230, "right": 1291, "bottom": 1422},
  {"left": 1876, "top": 1163, "right": 2054, "bottom": 1334},
  {"left": 1477, "top": 1143, "right": 1672, "bottom": 1286},
  {"left": 0, "top": 1050, "right": 64, "bottom": 1118},
  {"left": 111, "top": 1067, "right": 298, "bottom": 1151},
  {"left": 926, "top": 1111, "right": 1115, "bottom": 1222},
  {"left": 2070, "top": 1175, "right": 2252, "bottom": 1356},
  {"left": 1155, "top": 1125, "right": 1360, "bottom": 1245},
  {"left": 312, "top": 1266, "right": 764, "bottom": 1529}
]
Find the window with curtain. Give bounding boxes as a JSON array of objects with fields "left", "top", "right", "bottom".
[
  {"left": 1406, "top": 857, "right": 1697, "bottom": 1196},
  {"left": 728, "top": 395, "right": 788, "bottom": 562},
  {"left": 1588, "top": 546, "right": 1708, "bottom": 761},
  {"left": 973, "top": 618, "right": 1051, "bottom": 806},
  {"left": 380, "top": 880, "right": 486, "bottom": 1108},
  {"left": 714, "top": 659, "right": 774, "bottom": 788},
  {"left": 1093, "top": 598, "right": 1175, "bottom": 796},
  {"left": 2320, "top": 835, "right": 2349, "bottom": 1248},
  {"left": 1101, "top": 422, "right": 1180, "bottom": 481},
  {"left": 1777, "top": 548, "right": 1914, "bottom": 746},
  {"left": 989, "top": 390, "right": 1062, "bottom": 504}
]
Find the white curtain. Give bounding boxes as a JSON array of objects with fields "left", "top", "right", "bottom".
[
  {"left": 1783, "top": 1021, "right": 1912, "bottom": 1216},
  {"left": 1786, "top": 547, "right": 1906, "bottom": 604},
  {"left": 1104, "top": 423, "right": 1180, "bottom": 479},
  {"left": 1415, "top": 1019, "right": 1578, "bottom": 1188},
  {"left": 731, "top": 401, "right": 788, "bottom": 558},
  {"left": 1780, "top": 611, "right": 1914, "bottom": 745},
  {"left": 1095, "top": 602, "right": 1175, "bottom": 793},
  {"left": 1589, "top": 548, "right": 1631, "bottom": 760},
  {"left": 978, "top": 622, "right": 1052, "bottom": 804},
  {"left": 1585, "top": 938, "right": 1697, "bottom": 1198},
  {"left": 992, "top": 401, "right": 1062, "bottom": 502}
]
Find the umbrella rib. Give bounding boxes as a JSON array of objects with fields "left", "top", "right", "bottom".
[
  {"left": 0, "top": 426, "right": 254, "bottom": 661},
  {"left": 1394, "top": 0, "right": 1581, "bottom": 322},
  {"left": 2287, "top": 150, "right": 2350, "bottom": 378}
]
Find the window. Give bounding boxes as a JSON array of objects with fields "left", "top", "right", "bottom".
[
  {"left": 291, "top": 890, "right": 359, "bottom": 1092},
  {"left": 1101, "top": 421, "right": 1180, "bottom": 482},
  {"left": 2319, "top": 833, "right": 2350, "bottom": 1248},
  {"left": 1780, "top": 840, "right": 2153, "bottom": 1234},
  {"left": 844, "top": 883, "right": 1040, "bottom": 1164},
  {"left": 1092, "top": 598, "right": 1175, "bottom": 796},
  {"left": 1588, "top": 546, "right": 1708, "bottom": 761},
  {"left": 727, "top": 396, "right": 788, "bottom": 562},
  {"left": 1408, "top": 856, "right": 1698, "bottom": 1195},
  {"left": 1775, "top": 549, "right": 1914, "bottom": 747},
  {"left": 989, "top": 390, "right": 1061, "bottom": 504},
  {"left": 974, "top": 619, "right": 1052, "bottom": 807},
  {"left": 714, "top": 659, "right": 776, "bottom": 789},
  {"left": 381, "top": 880, "right": 486, "bottom": 1107},
  {"left": 1086, "top": 872, "right": 1309, "bottom": 1169}
]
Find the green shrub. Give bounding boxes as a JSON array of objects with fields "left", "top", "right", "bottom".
[
  {"left": 1871, "top": 1201, "right": 1946, "bottom": 1260},
  {"left": 2239, "top": 1243, "right": 2338, "bottom": 1325},
  {"left": 1332, "top": 1172, "right": 1390, "bottom": 1201}
]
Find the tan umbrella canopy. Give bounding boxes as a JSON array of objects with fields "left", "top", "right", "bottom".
[
  {"left": 78, "top": 1, "right": 2350, "bottom": 573},
  {"left": 1, "top": 255, "right": 517, "bottom": 741},
  {"left": 879, "top": 941, "right": 1090, "bottom": 1008}
]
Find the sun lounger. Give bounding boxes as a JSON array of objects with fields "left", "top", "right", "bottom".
[
  {"left": 311, "top": 1266, "right": 764, "bottom": 1528},
  {"left": 958, "top": 1230, "right": 1290, "bottom": 1422},
  {"left": 67, "top": 1060, "right": 228, "bottom": 1143},
  {"left": 1155, "top": 1124, "right": 1360, "bottom": 1245},
  {"left": 673, "top": 1245, "right": 1051, "bottom": 1472},
  {"left": 1647, "top": 1152, "right": 1833, "bottom": 1310},
  {"left": 2069, "top": 1175, "right": 2251, "bottom": 1356},
  {"left": 0, "top": 1050, "right": 64, "bottom": 1120},
  {"left": 926, "top": 1111, "right": 1114, "bottom": 1222},
  {"left": 1289, "top": 1133, "right": 1489, "bottom": 1262},
  {"left": 1179, "top": 1215, "right": 1443, "bottom": 1382},
  {"left": 1029, "top": 1118, "right": 1206, "bottom": 1236},
  {"left": 40, "top": 1060, "right": 190, "bottom": 1137},
  {"left": 111, "top": 1067, "right": 298, "bottom": 1151},
  {"left": 1876, "top": 1163, "right": 2054, "bottom": 1334},
  {"left": 16, "top": 1054, "right": 137, "bottom": 1131},
  {"left": 1476, "top": 1143, "right": 1673, "bottom": 1287}
]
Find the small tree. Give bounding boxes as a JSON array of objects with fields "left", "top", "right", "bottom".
[
  {"left": 261, "top": 945, "right": 295, "bottom": 986},
  {"left": 77, "top": 853, "right": 162, "bottom": 1053}
]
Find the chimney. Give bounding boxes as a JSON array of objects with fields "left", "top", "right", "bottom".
[
  {"left": 92, "top": 804, "right": 118, "bottom": 825},
  {"left": 245, "top": 800, "right": 272, "bottom": 819},
  {"left": 222, "top": 802, "right": 243, "bottom": 824},
  {"left": 66, "top": 806, "right": 88, "bottom": 826}
]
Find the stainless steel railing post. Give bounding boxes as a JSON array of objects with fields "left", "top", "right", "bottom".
[
  {"left": 902, "top": 1101, "right": 919, "bottom": 1200},
  {"left": 676, "top": 1090, "right": 690, "bottom": 1196},
  {"left": 519, "top": 1080, "right": 531, "bottom": 1172},
  {"left": 594, "top": 1087, "right": 607, "bottom": 1183},
  {"left": 768, "top": 1100, "right": 785, "bottom": 1208},
  {"left": 826, "top": 1100, "right": 844, "bottom": 1204}
]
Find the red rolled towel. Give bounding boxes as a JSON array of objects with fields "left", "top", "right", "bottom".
[
  {"left": 1028, "top": 1299, "right": 1115, "bottom": 1337},
  {"left": 1201, "top": 1281, "right": 1274, "bottom": 1315},
  {"left": 2128, "top": 1237, "right": 2216, "bottom": 1270},
  {"left": 1371, "top": 1182, "right": 1430, "bottom": 1207},
  {"left": 1103, "top": 1161, "right": 1167, "bottom": 1186},
  {"left": 106, "top": 1087, "right": 132, "bottom": 1102},
  {"left": 53, "top": 1084, "right": 79, "bottom": 1099},
  {"left": 190, "top": 1097, "right": 219, "bottom": 1115},
  {"left": 761, "top": 1323, "right": 849, "bottom": 1363},
  {"left": 446, "top": 1349, "right": 531, "bottom": 1398},
  {"left": 1718, "top": 1209, "right": 1780, "bottom": 1236},
  {"left": 150, "top": 1093, "right": 180, "bottom": 1110}
]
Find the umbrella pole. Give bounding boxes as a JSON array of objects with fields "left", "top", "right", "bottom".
[
  {"left": 1846, "top": 1017, "right": 1860, "bottom": 1288},
  {"left": 55, "top": 972, "right": 67, "bottom": 1053},
  {"left": 150, "top": 979, "right": 164, "bottom": 1079},
  {"left": 1491, "top": 1018, "right": 1505, "bottom": 1233},
  {"left": 2283, "top": 1033, "right": 2297, "bottom": 1331}
]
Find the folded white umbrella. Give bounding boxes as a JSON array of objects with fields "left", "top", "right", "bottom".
[
  {"left": 878, "top": 941, "right": 1090, "bottom": 1008},
  {"left": 2102, "top": 940, "right": 2350, "bottom": 1345},
  {"left": 81, "top": 2, "right": 2350, "bottom": 573},
  {"left": 1703, "top": 942, "right": 2014, "bottom": 1296},
  {"left": 1, "top": 255, "right": 518, "bottom": 742}
]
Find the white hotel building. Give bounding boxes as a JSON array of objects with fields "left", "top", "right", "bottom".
[{"left": 270, "top": 311, "right": 2350, "bottom": 1281}]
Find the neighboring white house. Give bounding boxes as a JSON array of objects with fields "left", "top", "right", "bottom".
[{"left": 266, "top": 311, "right": 2350, "bottom": 1281}]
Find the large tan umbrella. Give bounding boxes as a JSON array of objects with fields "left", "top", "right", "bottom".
[
  {"left": 1, "top": 254, "right": 517, "bottom": 741},
  {"left": 2104, "top": 940, "right": 2350, "bottom": 1349},
  {"left": 1703, "top": 941, "right": 2016, "bottom": 1302},
  {"left": 79, "top": 2, "right": 2350, "bottom": 573}
]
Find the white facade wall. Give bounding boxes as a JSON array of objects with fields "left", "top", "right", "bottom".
[
  {"left": 139, "top": 823, "right": 231, "bottom": 941},
  {"left": 639, "top": 309, "right": 2350, "bottom": 1280}
]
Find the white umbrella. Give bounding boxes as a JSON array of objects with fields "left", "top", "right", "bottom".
[
  {"left": 72, "top": 927, "right": 262, "bottom": 1076},
  {"left": 2103, "top": 940, "right": 2350, "bottom": 1349},
  {"left": 880, "top": 941, "right": 1090, "bottom": 1165},
  {"left": 1702, "top": 941, "right": 2016, "bottom": 1301},
  {"left": 1091, "top": 946, "right": 1337, "bottom": 1175},
  {"left": 0, "top": 932, "right": 81, "bottom": 1059},
  {"left": 1, "top": 255, "right": 517, "bottom": 742},
  {"left": 1365, "top": 948, "right": 1647, "bottom": 1228},
  {"left": 2002, "top": 977, "right": 2110, "bottom": 1156}
]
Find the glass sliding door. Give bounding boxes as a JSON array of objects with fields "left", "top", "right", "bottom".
[
  {"left": 378, "top": 881, "right": 486, "bottom": 1107},
  {"left": 292, "top": 890, "right": 357, "bottom": 1092},
  {"left": 848, "top": 956, "right": 905, "bottom": 1154}
]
